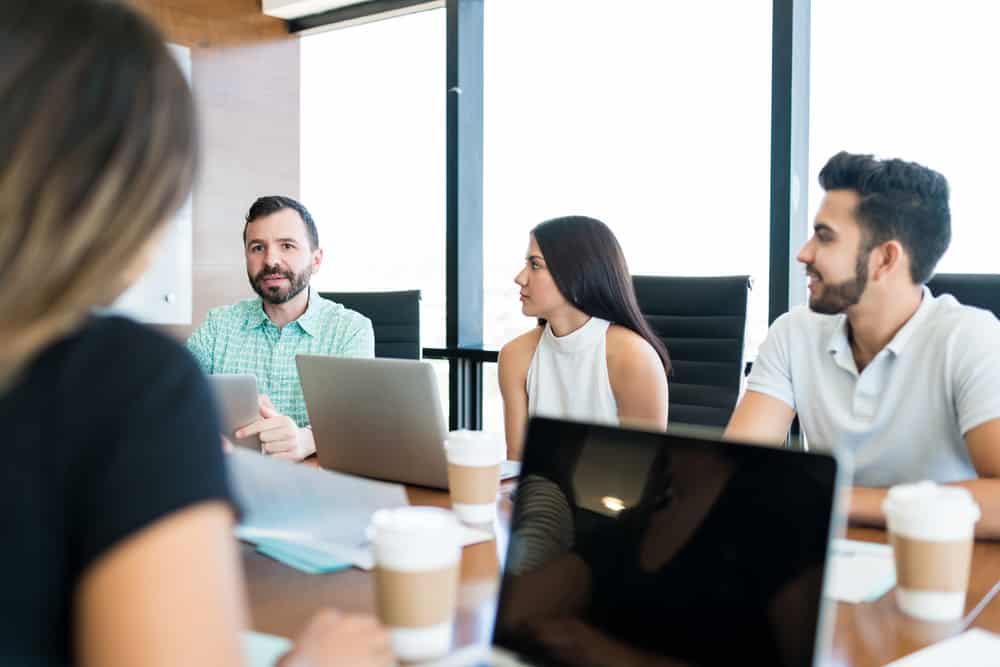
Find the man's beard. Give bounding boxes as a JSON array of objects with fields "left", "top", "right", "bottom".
[
  {"left": 249, "top": 265, "right": 311, "bottom": 305},
  {"left": 807, "top": 248, "right": 870, "bottom": 315}
]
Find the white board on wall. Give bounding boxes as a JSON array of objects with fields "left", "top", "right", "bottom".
[{"left": 110, "top": 42, "right": 193, "bottom": 325}]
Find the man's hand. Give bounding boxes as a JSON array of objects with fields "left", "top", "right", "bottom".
[
  {"left": 277, "top": 609, "right": 393, "bottom": 667},
  {"left": 234, "top": 395, "right": 315, "bottom": 461}
]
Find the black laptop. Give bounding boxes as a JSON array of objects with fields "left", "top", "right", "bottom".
[{"left": 469, "top": 417, "right": 847, "bottom": 667}]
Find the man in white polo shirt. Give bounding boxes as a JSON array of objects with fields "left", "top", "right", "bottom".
[{"left": 725, "top": 152, "right": 1000, "bottom": 537}]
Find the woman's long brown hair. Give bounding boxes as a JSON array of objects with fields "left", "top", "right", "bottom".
[
  {"left": 532, "top": 216, "right": 671, "bottom": 374},
  {"left": 0, "top": 0, "right": 198, "bottom": 388}
]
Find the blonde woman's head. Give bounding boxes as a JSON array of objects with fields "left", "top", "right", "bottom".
[{"left": 0, "top": 0, "right": 198, "bottom": 384}]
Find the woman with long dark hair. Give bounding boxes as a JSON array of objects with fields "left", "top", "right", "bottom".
[{"left": 498, "top": 216, "right": 670, "bottom": 459}]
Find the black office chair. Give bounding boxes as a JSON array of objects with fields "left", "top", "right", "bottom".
[
  {"left": 926, "top": 273, "right": 1000, "bottom": 319},
  {"left": 633, "top": 275, "right": 752, "bottom": 429},
  {"left": 318, "top": 290, "right": 421, "bottom": 359}
]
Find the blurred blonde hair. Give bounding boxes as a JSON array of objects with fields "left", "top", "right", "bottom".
[{"left": 0, "top": 0, "right": 198, "bottom": 388}]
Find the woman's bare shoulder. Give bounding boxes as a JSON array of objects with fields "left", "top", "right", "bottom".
[
  {"left": 499, "top": 326, "right": 544, "bottom": 360},
  {"left": 605, "top": 324, "right": 663, "bottom": 372},
  {"left": 606, "top": 324, "right": 655, "bottom": 353},
  {"left": 498, "top": 326, "right": 544, "bottom": 379}
]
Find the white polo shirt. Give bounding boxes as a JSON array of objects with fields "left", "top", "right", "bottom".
[{"left": 747, "top": 287, "right": 1000, "bottom": 487}]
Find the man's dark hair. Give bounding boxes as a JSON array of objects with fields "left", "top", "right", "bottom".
[
  {"left": 818, "top": 152, "right": 950, "bottom": 284},
  {"left": 243, "top": 195, "right": 319, "bottom": 250}
]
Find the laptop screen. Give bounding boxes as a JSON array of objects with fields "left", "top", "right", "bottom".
[{"left": 492, "top": 417, "right": 839, "bottom": 667}]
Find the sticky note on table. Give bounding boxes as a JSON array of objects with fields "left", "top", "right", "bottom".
[
  {"left": 255, "top": 538, "right": 352, "bottom": 574},
  {"left": 824, "top": 538, "right": 896, "bottom": 604},
  {"left": 243, "top": 631, "right": 292, "bottom": 667}
]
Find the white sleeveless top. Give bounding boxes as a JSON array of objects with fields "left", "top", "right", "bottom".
[{"left": 526, "top": 317, "right": 619, "bottom": 425}]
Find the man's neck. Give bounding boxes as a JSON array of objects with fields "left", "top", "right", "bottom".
[
  {"left": 846, "top": 284, "right": 924, "bottom": 371},
  {"left": 263, "top": 287, "right": 310, "bottom": 329}
]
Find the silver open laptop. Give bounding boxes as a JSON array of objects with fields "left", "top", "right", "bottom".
[{"left": 296, "top": 355, "right": 519, "bottom": 489}]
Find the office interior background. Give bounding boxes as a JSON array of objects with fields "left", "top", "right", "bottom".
[{"left": 135, "top": 0, "right": 1000, "bottom": 434}]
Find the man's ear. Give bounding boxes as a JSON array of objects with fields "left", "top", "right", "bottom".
[
  {"left": 871, "top": 240, "right": 905, "bottom": 282},
  {"left": 311, "top": 247, "right": 324, "bottom": 274}
]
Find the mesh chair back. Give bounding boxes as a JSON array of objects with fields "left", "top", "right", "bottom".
[
  {"left": 633, "top": 275, "right": 751, "bottom": 428},
  {"left": 927, "top": 274, "right": 1000, "bottom": 319},
  {"left": 319, "top": 290, "right": 421, "bottom": 359}
]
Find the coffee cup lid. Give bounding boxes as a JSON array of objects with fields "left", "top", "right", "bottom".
[
  {"left": 881, "top": 481, "right": 981, "bottom": 526},
  {"left": 368, "top": 506, "right": 462, "bottom": 570},
  {"left": 445, "top": 430, "right": 506, "bottom": 465},
  {"left": 369, "top": 506, "right": 461, "bottom": 542}
]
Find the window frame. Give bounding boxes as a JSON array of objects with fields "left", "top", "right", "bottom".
[{"left": 292, "top": 0, "right": 810, "bottom": 428}]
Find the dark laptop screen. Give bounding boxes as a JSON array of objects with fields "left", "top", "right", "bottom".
[{"left": 493, "top": 417, "right": 839, "bottom": 667}]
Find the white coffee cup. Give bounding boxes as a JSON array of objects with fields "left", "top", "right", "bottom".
[
  {"left": 369, "top": 507, "right": 462, "bottom": 661},
  {"left": 445, "top": 430, "right": 505, "bottom": 524},
  {"left": 881, "top": 481, "right": 980, "bottom": 622}
]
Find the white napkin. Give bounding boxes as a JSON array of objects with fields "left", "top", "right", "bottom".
[
  {"left": 884, "top": 629, "right": 1000, "bottom": 666},
  {"left": 824, "top": 538, "right": 896, "bottom": 604}
]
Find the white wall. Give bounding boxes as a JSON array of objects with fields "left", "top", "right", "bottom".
[{"left": 111, "top": 43, "right": 194, "bottom": 325}]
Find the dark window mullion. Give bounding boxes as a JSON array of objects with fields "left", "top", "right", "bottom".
[
  {"left": 446, "top": 0, "right": 484, "bottom": 429},
  {"left": 770, "top": 0, "right": 811, "bottom": 324}
]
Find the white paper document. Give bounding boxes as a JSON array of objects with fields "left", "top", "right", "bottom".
[
  {"left": 884, "top": 629, "right": 1000, "bottom": 666},
  {"left": 228, "top": 449, "right": 409, "bottom": 568},
  {"left": 823, "top": 538, "right": 896, "bottom": 604},
  {"left": 228, "top": 449, "right": 495, "bottom": 570}
]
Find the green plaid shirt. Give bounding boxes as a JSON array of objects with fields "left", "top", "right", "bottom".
[{"left": 186, "top": 287, "right": 374, "bottom": 427}]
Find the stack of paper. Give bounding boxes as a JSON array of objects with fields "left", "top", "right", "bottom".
[
  {"left": 228, "top": 448, "right": 409, "bottom": 569},
  {"left": 824, "top": 538, "right": 896, "bottom": 604},
  {"left": 228, "top": 449, "right": 496, "bottom": 572}
]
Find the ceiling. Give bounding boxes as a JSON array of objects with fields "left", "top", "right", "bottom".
[{"left": 128, "top": 0, "right": 290, "bottom": 47}]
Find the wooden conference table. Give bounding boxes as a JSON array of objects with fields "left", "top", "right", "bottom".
[{"left": 242, "top": 478, "right": 1000, "bottom": 667}]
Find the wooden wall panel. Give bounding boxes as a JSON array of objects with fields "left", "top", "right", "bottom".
[
  {"left": 179, "top": 38, "right": 301, "bottom": 341},
  {"left": 132, "top": 1, "right": 301, "bottom": 340},
  {"left": 129, "top": 0, "right": 290, "bottom": 48}
]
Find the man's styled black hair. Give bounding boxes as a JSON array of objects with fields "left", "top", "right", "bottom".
[
  {"left": 243, "top": 195, "right": 319, "bottom": 250},
  {"left": 818, "top": 152, "right": 950, "bottom": 284}
]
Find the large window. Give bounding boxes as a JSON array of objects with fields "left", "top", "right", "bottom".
[
  {"left": 301, "top": 9, "right": 449, "bottom": 418},
  {"left": 810, "top": 0, "right": 1000, "bottom": 275},
  {"left": 481, "top": 0, "right": 773, "bottom": 433}
]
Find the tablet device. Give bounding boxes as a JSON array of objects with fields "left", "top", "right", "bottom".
[{"left": 207, "top": 374, "right": 261, "bottom": 451}]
